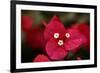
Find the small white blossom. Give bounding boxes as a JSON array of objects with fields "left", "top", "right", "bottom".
[
  {"left": 58, "top": 40, "right": 64, "bottom": 46},
  {"left": 54, "top": 33, "right": 59, "bottom": 39},
  {"left": 65, "top": 33, "right": 70, "bottom": 38}
]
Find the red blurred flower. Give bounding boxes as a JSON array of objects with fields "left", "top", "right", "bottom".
[
  {"left": 33, "top": 54, "right": 49, "bottom": 62},
  {"left": 26, "top": 26, "right": 46, "bottom": 49},
  {"left": 44, "top": 15, "right": 86, "bottom": 60},
  {"left": 72, "top": 23, "right": 90, "bottom": 50},
  {"left": 77, "top": 57, "right": 81, "bottom": 60},
  {"left": 21, "top": 16, "right": 33, "bottom": 32}
]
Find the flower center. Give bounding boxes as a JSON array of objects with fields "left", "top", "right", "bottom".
[
  {"left": 53, "top": 33, "right": 70, "bottom": 46},
  {"left": 65, "top": 33, "right": 70, "bottom": 38},
  {"left": 54, "top": 33, "right": 59, "bottom": 39},
  {"left": 58, "top": 40, "right": 64, "bottom": 46}
]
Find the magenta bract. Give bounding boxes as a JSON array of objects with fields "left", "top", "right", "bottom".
[{"left": 44, "top": 15, "right": 87, "bottom": 60}]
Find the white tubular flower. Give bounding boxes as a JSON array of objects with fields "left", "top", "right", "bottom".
[
  {"left": 58, "top": 40, "right": 64, "bottom": 46},
  {"left": 65, "top": 33, "right": 70, "bottom": 38},
  {"left": 54, "top": 33, "right": 59, "bottom": 39}
]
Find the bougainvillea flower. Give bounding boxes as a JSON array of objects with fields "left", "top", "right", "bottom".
[
  {"left": 44, "top": 15, "right": 86, "bottom": 60},
  {"left": 72, "top": 23, "right": 90, "bottom": 50},
  {"left": 77, "top": 57, "right": 82, "bottom": 60},
  {"left": 33, "top": 54, "right": 49, "bottom": 62},
  {"left": 26, "top": 26, "right": 46, "bottom": 49},
  {"left": 21, "top": 16, "right": 33, "bottom": 32}
]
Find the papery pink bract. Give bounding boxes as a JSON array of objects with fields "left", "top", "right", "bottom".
[
  {"left": 46, "top": 38, "right": 67, "bottom": 60},
  {"left": 44, "top": 15, "right": 66, "bottom": 41},
  {"left": 64, "top": 28, "right": 87, "bottom": 53},
  {"left": 44, "top": 15, "right": 87, "bottom": 60},
  {"left": 21, "top": 16, "right": 33, "bottom": 32},
  {"left": 33, "top": 54, "right": 49, "bottom": 62}
]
